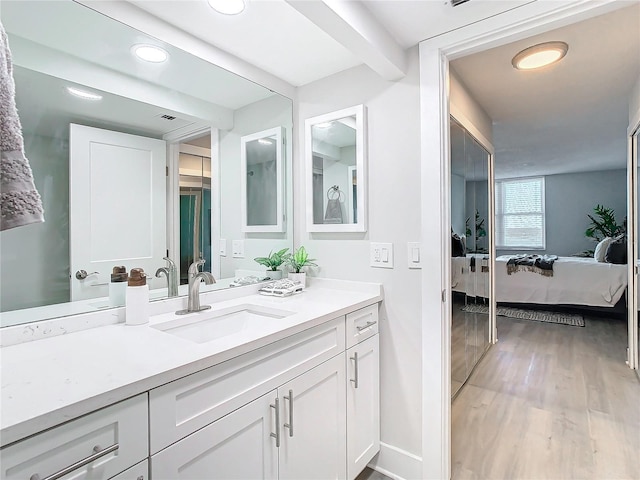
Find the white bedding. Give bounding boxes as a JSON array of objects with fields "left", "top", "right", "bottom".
[{"left": 495, "top": 255, "right": 628, "bottom": 308}]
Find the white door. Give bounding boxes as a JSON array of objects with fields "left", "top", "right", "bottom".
[
  {"left": 70, "top": 124, "right": 166, "bottom": 301},
  {"left": 278, "top": 354, "right": 347, "bottom": 480},
  {"left": 346, "top": 335, "right": 380, "bottom": 480},
  {"left": 151, "top": 392, "right": 278, "bottom": 480}
]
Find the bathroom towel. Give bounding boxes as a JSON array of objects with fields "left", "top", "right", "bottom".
[
  {"left": 0, "top": 22, "right": 44, "bottom": 231},
  {"left": 324, "top": 198, "right": 343, "bottom": 224}
]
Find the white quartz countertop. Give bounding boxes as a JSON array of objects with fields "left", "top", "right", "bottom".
[{"left": 0, "top": 280, "right": 382, "bottom": 447}]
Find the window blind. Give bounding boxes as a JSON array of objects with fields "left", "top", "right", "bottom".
[{"left": 496, "top": 177, "right": 545, "bottom": 249}]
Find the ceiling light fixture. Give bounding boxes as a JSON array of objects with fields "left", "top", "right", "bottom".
[
  {"left": 66, "top": 87, "right": 102, "bottom": 101},
  {"left": 207, "top": 0, "right": 245, "bottom": 15},
  {"left": 512, "top": 41, "right": 568, "bottom": 70},
  {"left": 132, "top": 44, "right": 169, "bottom": 63}
]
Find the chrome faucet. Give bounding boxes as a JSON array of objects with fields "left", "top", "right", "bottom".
[
  {"left": 155, "top": 256, "right": 179, "bottom": 298},
  {"left": 176, "top": 259, "right": 216, "bottom": 315}
]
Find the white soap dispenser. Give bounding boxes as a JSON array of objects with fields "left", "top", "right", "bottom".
[
  {"left": 109, "top": 265, "right": 128, "bottom": 307},
  {"left": 125, "top": 267, "right": 149, "bottom": 326}
]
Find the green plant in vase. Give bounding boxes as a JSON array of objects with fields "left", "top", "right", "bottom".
[
  {"left": 285, "top": 246, "right": 317, "bottom": 288},
  {"left": 254, "top": 248, "right": 289, "bottom": 279}
]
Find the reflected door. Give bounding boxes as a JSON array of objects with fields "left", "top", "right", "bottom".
[{"left": 69, "top": 124, "right": 166, "bottom": 301}]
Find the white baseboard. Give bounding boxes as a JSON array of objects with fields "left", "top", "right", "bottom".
[{"left": 367, "top": 442, "right": 423, "bottom": 480}]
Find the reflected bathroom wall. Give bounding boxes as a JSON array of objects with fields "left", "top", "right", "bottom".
[{"left": 450, "top": 117, "right": 492, "bottom": 398}]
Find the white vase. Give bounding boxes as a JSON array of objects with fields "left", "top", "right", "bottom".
[
  {"left": 266, "top": 270, "right": 283, "bottom": 280},
  {"left": 287, "top": 272, "right": 306, "bottom": 288}
]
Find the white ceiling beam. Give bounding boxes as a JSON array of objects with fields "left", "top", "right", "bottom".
[{"left": 286, "top": 0, "right": 407, "bottom": 81}]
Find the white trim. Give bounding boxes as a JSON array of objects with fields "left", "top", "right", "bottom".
[
  {"left": 305, "top": 104, "right": 367, "bottom": 233},
  {"left": 240, "top": 126, "right": 285, "bottom": 233},
  {"left": 419, "top": 1, "right": 629, "bottom": 478},
  {"left": 450, "top": 105, "right": 494, "bottom": 155},
  {"left": 367, "top": 442, "right": 423, "bottom": 480},
  {"left": 629, "top": 126, "right": 639, "bottom": 371},
  {"left": 347, "top": 165, "right": 357, "bottom": 224}
]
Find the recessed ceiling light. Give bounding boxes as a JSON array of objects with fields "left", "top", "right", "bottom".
[
  {"left": 207, "top": 0, "right": 245, "bottom": 15},
  {"left": 66, "top": 87, "right": 102, "bottom": 101},
  {"left": 512, "top": 41, "right": 568, "bottom": 70},
  {"left": 258, "top": 138, "right": 273, "bottom": 145},
  {"left": 132, "top": 44, "right": 169, "bottom": 63}
]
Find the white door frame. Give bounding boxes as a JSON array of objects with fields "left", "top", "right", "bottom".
[
  {"left": 418, "top": 1, "right": 631, "bottom": 478},
  {"left": 164, "top": 126, "right": 220, "bottom": 281},
  {"left": 629, "top": 118, "right": 640, "bottom": 372}
]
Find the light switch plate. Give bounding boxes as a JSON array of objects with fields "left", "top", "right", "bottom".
[
  {"left": 370, "top": 242, "right": 394, "bottom": 268},
  {"left": 408, "top": 242, "right": 421, "bottom": 269},
  {"left": 232, "top": 240, "right": 244, "bottom": 258},
  {"left": 219, "top": 239, "right": 227, "bottom": 257}
]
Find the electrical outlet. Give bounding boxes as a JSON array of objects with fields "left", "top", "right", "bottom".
[
  {"left": 232, "top": 240, "right": 244, "bottom": 258},
  {"left": 370, "top": 242, "right": 394, "bottom": 268},
  {"left": 408, "top": 242, "right": 421, "bottom": 269},
  {"left": 219, "top": 239, "right": 227, "bottom": 257}
]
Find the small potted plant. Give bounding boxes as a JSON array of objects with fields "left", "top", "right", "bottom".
[
  {"left": 254, "top": 248, "right": 289, "bottom": 280},
  {"left": 285, "top": 246, "right": 317, "bottom": 288}
]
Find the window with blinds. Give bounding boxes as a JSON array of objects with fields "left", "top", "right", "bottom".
[{"left": 496, "top": 177, "right": 545, "bottom": 249}]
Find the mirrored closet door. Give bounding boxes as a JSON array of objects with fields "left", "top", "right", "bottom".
[{"left": 450, "top": 118, "right": 492, "bottom": 398}]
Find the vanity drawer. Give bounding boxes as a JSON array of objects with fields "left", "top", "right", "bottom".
[
  {"left": 0, "top": 394, "right": 148, "bottom": 480},
  {"left": 346, "top": 304, "right": 379, "bottom": 348},
  {"left": 149, "top": 316, "right": 345, "bottom": 454}
]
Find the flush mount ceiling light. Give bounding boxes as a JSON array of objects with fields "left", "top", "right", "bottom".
[
  {"left": 512, "top": 41, "right": 568, "bottom": 70},
  {"left": 207, "top": 0, "right": 245, "bottom": 15},
  {"left": 132, "top": 44, "right": 169, "bottom": 63},
  {"left": 66, "top": 87, "right": 102, "bottom": 100}
]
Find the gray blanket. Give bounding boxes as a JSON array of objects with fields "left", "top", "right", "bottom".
[{"left": 506, "top": 254, "right": 558, "bottom": 277}]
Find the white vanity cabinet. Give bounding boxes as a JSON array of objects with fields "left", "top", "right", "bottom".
[
  {"left": 278, "top": 354, "right": 347, "bottom": 480},
  {"left": 0, "top": 395, "right": 148, "bottom": 480},
  {"left": 345, "top": 306, "right": 380, "bottom": 480}
]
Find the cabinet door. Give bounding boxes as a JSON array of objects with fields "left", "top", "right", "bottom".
[
  {"left": 151, "top": 392, "right": 278, "bottom": 480},
  {"left": 278, "top": 354, "right": 346, "bottom": 480},
  {"left": 346, "top": 335, "right": 380, "bottom": 480},
  {"left": 109, "top": 460, "right": 148, "bottom": 480}
]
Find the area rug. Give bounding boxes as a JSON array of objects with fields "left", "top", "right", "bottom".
[{"left": 461, "top": 303, "right": 585, "bottom": 327}]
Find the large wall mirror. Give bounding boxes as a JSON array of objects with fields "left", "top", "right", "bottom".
[
  {"left": 0, "top": 0, "right": 293, "bottom": 327},
  {"left": 305, "top": 105, "right": 367, "bottom": 233}
]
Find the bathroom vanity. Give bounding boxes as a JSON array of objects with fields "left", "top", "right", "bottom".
[{"left": 0, "top": 279, "right": 381, "bottom": 480}]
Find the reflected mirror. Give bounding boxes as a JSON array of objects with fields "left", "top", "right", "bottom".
[
  {"left": 241, "top": 127, "right": 284, "bottom": 232},
  {"left": 305, "top": 105, "right": 366, "bottom": 232},
  {"left": 0, "top": 0, "right": 293, "bottom": 327}
]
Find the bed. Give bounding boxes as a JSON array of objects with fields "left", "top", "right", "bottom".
[{"left": 495, "top": 255, "right": 628, "bottom": 309}]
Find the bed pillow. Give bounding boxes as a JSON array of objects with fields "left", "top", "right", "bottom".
[
  {"left": 604, "top": 236, "right": 627, "bottom": 264},
  {"left": 594, "top": 237, "right": 613, "bottom": 262}
]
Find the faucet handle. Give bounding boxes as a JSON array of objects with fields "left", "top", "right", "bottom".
[{"left": 163, "top": 256, "right": 176, "bottom": 270}]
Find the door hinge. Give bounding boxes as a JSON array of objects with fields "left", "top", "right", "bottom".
[
  {"left": 441, "top": 289, "right": 446, "bottom": 303},
  {"left": 166, "top": 166, "right": 169, "bottom": 177}
]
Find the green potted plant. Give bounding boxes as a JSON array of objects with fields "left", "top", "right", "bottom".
[
  {"left": 285, "top": 246, "right": 317, "bottom": 288},
  {"left": 254, "top": 248, "right": 289, "bottom": 280}
]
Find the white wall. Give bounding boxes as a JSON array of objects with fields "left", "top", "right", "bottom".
[
  {"left": 450, "top": 70, "right": 493, "bottom": 145},
  {"left": 219, "top": 95, "right": 293, "bottom": 278},
  {"left": 296, "top": 49, "right": 422, "bottom": 478}
]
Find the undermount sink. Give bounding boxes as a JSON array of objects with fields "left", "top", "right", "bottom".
[{"left": 151, "top": 304, "right": 296, "bottom": 344}]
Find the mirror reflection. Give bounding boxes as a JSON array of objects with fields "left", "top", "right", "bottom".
[
  {"left": 0, "top": 0, "right": 292, "bottom": 327},
  {"left": 306, "top": 105, "right": 366, "bottom": 232},
  {"left": 241, "top": 127, "right": 284, "bottom": 232},
  {"left": 450, "top": 117, "right": 492, "bottom": 398}
]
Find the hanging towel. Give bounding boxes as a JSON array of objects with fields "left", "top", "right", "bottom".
[
  {"left": 324, "top": 198, "right": 343, "bottom": 224},
  {"left": 0, "top": 22, "right": 44, "bottom": 231}
]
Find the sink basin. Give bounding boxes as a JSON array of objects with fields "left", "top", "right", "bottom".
[{"left": 151, "top": 304, "right": 296, "bottom": 344}]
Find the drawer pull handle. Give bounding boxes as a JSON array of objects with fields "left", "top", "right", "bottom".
[
  {"left": 30, "top": 443, "right": 119, "bottom": 480},
  {"left": 350, "top": 352, "right": 359, "bottom": 388},
  {"left": 356, "top": 320, "right": 377, "bottom": 332},
  {"left": 270, "top": 398, "right": 280, "bottom": 447},
  {"left": 284, "top": 389, "right": 294, "bottom": 437}
]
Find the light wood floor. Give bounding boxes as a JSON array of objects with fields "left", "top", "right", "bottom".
[{"left": 452, "top": 315, "right": 640, "bottom": 480}]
